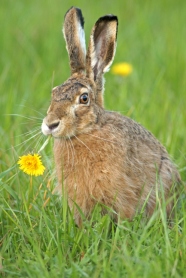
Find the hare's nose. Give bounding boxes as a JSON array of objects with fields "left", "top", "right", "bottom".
[
  {"left": 48, "top": 121, "right": 60, "bottom": 130},
  {"left": 41, "top": 121, "right": 60, "bottom": 136}
]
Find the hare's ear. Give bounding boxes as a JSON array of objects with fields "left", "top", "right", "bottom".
[
  {"left": 86, "top": 15, "right": 118, "bottom": 106},
  {"left": 63, "top": 7, "right": 86, "bottom": 75}
]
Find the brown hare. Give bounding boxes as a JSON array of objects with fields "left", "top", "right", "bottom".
[{"left": 41, "top": 7, "right": 181, "bottom": 225}]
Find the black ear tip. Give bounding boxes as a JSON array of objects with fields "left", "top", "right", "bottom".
[
  {"left": 99, "top": 14, "right": 118, "bottom": 23},
  {"left": 105, "top": 14, "right": 118, "bottom": 20},
  {"left": 76, "top": 8, "right": 84, "bottom": 27},
  {"left": 94, "top": 14, "right": 118, "bottom": 30},
  {"left": 64, "top": 6, "right": 84, "bottom": 27}
]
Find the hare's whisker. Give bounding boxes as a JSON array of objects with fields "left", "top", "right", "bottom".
[
  {"left": 17, "top": 128, "right": 41, "bottom": 138},
  {"left": 68, "top": 136, "right": 76, "bottom": 168},
  {"left": 76, "top": 131, "right": 115, "bottom": 144},
  {"left": 7, "top": 113, "right": 43, "bottom": 121},
  {"left": 13, "top": 131, "right": 42, "bottom": 149},
  {"left": 65, "top": 138, "right": 70, "bottom": 167},
  {"left": 87, "top": 133, "right": 116, "bottom": 144},
  {"left": 17, "top": 105, "right": 45, "bottom": 118},
  {"left": 20, "top": 122, "right": 42, "bottom": 127},
  {"left": 90, "top": 126, "right": 118, "bottom": 139},
  {"left": 34, "top": 135, "right": 45, "bottom": 152},
  {"left": 73, "top": 135, "right": 95, "bottom": 156}
]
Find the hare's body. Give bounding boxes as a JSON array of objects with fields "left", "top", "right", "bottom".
[
  {"left": 53, "top": 109, "right": 179, "bottom": 224},
  {"left": 42, "top": 7, "right": 181, "bottom": 225}
]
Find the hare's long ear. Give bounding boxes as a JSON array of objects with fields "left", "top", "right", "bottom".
[
  {"left": 86, "top": 15, "right": 118, "bottom": 106},
  {"left": 63, "top": 7, "right": 86, "bottom": 75}
]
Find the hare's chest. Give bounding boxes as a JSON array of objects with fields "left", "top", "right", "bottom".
[{"left": 54, "top": 134, "right": 125, "bottom": 191}]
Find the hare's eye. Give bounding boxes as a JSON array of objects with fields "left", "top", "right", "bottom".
[{"left": 79, "top": 93, "right": 89, "bottom": 104}]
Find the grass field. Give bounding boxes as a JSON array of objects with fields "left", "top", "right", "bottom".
[{"left": 1, "top": 0, "right": 186, "bottom": 277}]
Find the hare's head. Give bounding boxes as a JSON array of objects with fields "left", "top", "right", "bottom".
[{"left": 42, "top": 7, "right": 118, "bottom": 138}]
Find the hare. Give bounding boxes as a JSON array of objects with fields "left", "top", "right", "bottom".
[{"left": 41, "top": 7, "right": 181, "bottom": 225}]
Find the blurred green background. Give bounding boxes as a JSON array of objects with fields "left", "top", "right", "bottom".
[{"left": 0, "top": 0, "right": 186, "bottom": 179}]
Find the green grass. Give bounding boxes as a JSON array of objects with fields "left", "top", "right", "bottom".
[{"left": 0, "top": 0, "right": 186, "bottom": 277}]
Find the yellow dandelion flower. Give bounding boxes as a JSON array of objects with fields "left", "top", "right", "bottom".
[
  {"left": 17, "top": 153, "right": 45, "bottom": 176},
  {"left": 111, "top": 62, "right": 133, "bottom": 76}
]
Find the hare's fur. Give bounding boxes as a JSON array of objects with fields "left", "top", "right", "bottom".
[{"left": 42, "top": 7, "right": 181, "bottom": 225}]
